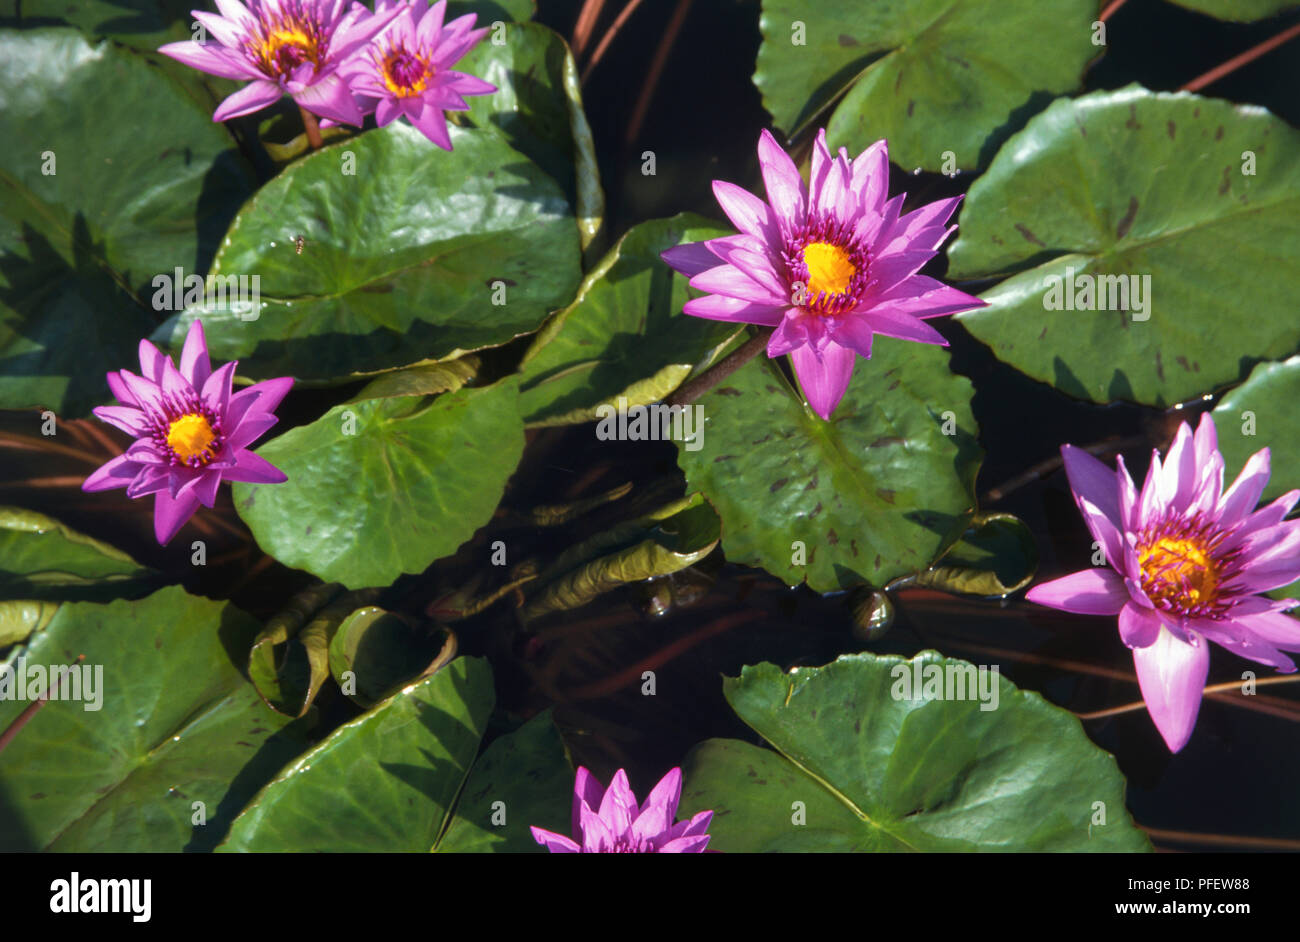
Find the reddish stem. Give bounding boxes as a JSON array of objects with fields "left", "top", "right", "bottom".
[
  {"left": 1181, "top": 21, "right": 1300, "bottom": 93},
  {"left": 299, "top": 105, "right": 323, "bottom": 150}
]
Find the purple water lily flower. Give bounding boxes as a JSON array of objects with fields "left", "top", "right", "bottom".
[
  {"left": 159, "top": 0, "right": 403, "bottom": 125},
  {"left": 1026, "top": 413, "right": 1300, "bottom": 752},
  {"left": 530, "top": 767, "right": 713, "bottom": 853},
  {"left": 660, "top": 128, "right": 985, "bottom": 419},
  {"left": 82, "top": 320, "right": 293, "bottom": 546},
  {"left": 338, "top": 0, "right": 494, "bottom": 148}
]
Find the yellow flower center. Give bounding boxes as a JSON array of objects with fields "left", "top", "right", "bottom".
[
  {"left": 254, "top": 26, "right": 320, "bottom": 75},
  {"left": 381, "top": 48, "right": 433, "bottom": 97},
  {"left": 1138, "top": 536, "right": 1219, "bottom": 607},
  {"left": 166, "top": 414, "right": 218, "bottom": 464},
  {"left": 802, "top": 242, "right": 856, "bottom": 299}
]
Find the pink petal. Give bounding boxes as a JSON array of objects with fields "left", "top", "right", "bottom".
[
  {"left": 711, "top": 180, "right": 780, "bottom": 245},
  {"left": 1025, "top": 568, "right": 1128, "bottom": 615},
  {"left": 408, "top": 103, "right": 453, "bottom": 149},
  {"left": 681, "top": 295, "right": 787, "bottom": 325},
  {"left": 1061, "top": 445, "right": 1123, "bottom": 533},
  {"left": 1218, "top": 448, "right": 1271, "bottom": 526},
  {"left": 294, "top": 74, "right": 364, "bottom": 127},
  {"left": 571, "top": 767, "right": 605, "bottom": 837},
  {"left": 92, "top": 405, "right": 149, "bottom": 437},
  {"left": 152, "top": 489, "right": 202, "bottom": 545},
  {"left": 158, "top": 39, "right": 257, "bottom": 80},
  {"left": 662, "top": 242, "right": 724, "bottom": 278},
  {"left": 179, "top": 319, "right": 212, "bottom": 389},
  {"left": 690, "top": 264, "right": 786, "bottom": 305},
  {"left": 220, "top": 450, "right": 288, "bottom": 484},
  {"left": 756, "top": 129, "right": 806, "bottom": 232},
  {"left": 1133, "top": 628, "right": 1209, "bottom": 753},
  {"left": 82, "top": 454, "right": 142, "bottom": 493},
  {"left": 790, "top": 341, "right": 856, "bottom": 420},
  {"left": 1118, "top": 602, "right": 1161, "bottom": 648},
  {"left": 529, "top": 827, "right": 580, "bottom": 853},
  {"left": 848, "top": 138, "right": 890, "bottom": 216},
  {"left": 213, "top": 81, "right": 284, "bottom": 122}
]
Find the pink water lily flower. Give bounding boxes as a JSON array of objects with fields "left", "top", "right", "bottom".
[
  {"left": 339, "top": 0, "right": 495, "bottom": 149},
  {"left": 530, "top": 767, "right": 713, "bottom": 853},
  {"left": 159, "top": 0, "right": 403, "bottom": 125},
  {"left": 1026, "top": 413, "right": 1300, "bottom": 752},
  {"left": 82, "top": 320, "right": 293, "bottom": 546},
  {"left": 661, "top": 128, "right": 984, "bottom": 419}
]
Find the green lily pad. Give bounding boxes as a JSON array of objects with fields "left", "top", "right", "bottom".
[
  {"left": 522, "top": 493, "right": 721, "bottom": 620},
  {"left": 0, "top": 506, "right": 158, "bottom": 648},
  {"left": 0, "top": 506, "right": 153, "bottom": 598},
  {"left": 234, "top": 379, "right": 525, "bottom": 589},
  {"left": 221, "top": 657, "right": 573, "bottom": 852},
  {"left": 950, "top": 86, "right": 1300, "bottom": 407},
  {"left": 1166, "top": 0, "right": 1299, "bottom": 21},
  {"left": 1213, "top": 355, "right": 1300, "bottom": 505},
  {"left": 158, "top": 122, "right": 581, "bottom": 382},
  {"left": 0, "top": 28, "right": 254, "bottom": 415},
  {"left": 461, "top": 22, "right": 603, "bottom": 248},
  {"left": 0, "top": 585, "right": 307, "bottom": 851},
  {"left": 517, "top": 214, "right": 740, "bottom": 426},
  {"left": 753, "top": 0, "right": 1099, "bottom": 171},
  {"left": 435, "top": 710, "right": 572, "bottom": 853},
  {"left": 351, "top": 357, "right": 479, "bottom": 401},
  {"left": 680, "top": 653, "right": 1151, "bottom": 852},
  {"left": 676, "top": 342, "right": 982, "bottom": 592},
  {"left": 221, "top": 657, "right": 493, "bottom": 851},
  {"left": 911, "top": 512, "right": 1038, "bottom": 597},
  {"left": 328, "top": 605, "right": 456, "bottom": 709}
]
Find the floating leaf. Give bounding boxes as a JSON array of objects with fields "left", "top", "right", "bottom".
[
  {"left": 753, "top": 0, "right": 1099, "bottom": 170},
  {"left": 158, "top": 123, "right": 581, "bottom": 382},
  {"left": 0, "top": 507, "right": 157, "bottom": 648},
  {"left": 517, "top": 214, "right": 739, "bottom": 426},
  {"left": 221, "top": 657, "right": 572, "bottom": 852},
  {"left": 435, "top": 710, "right": 572, "bottom": 853},
  {"left": 351, "top": 357, "right": 479, "bottom": 401},
  {"left": 1212, "top": 355, "right": 1300, "bottom": 507},
  {"left": 248, "top": 584, "right": 383, "bottom": 717},
  {"left": 676, "top": 343, "right": 981, "bottom": 591},
  {"left": 0, "top": 29, "right": 254, "bottom": 414},
  {"left": 522, "top": 493, "right": 721, "bottom": 620},
  {"left": 328, "top": 605, "right": 456, "bottom": 708},
  {"left": 0, "top": 506, "right": 153, "bottom": 598},
  {"left": 1165, "top": 0, "right": 1300, "bottom": 21},
  {"left": 951, "top": 86, "right": 1300, "bottom": 406},
  {"left": 910, "top": 512, "right": 1038, "bottom": 597},
  {"left": 0, "top": 586, "right": 307, "bottom": 851},
  {"left": 234, "top": 380, "right": 525, "bottom": 589},
  {"left": 680, "top": 653, "right": 1151, "bottom": 852},
  {"left": 461, "top": 21, "right": 603, "bottom": 247}
]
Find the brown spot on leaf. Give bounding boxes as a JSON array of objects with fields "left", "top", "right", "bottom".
[
  {"left": 1215, "top": 125, "right": 1224, "bottom": 141},
  {"left": 716, "top": 386, "right": 742, "bottom": 397},
  {"left": 907, "top": 99, "right": 915, "bottom": 118},
  {"left": 870, "top": 436, "right": 904, "bottom": 448},
  {"left": 1015, "top": 224, "right": 1044, "bottom": 247},
  {"left": 827, "top": 529, "right": 839, "bottom": 545},
  {"left": 837, "top": 34, "right": 859, "bottom": 46},
  {"left": 713, "top": 454, "right": 735, "bottom": 463},
  {"left": 1167, "top": 120, "right": 1176, "bottom": 140},
  {"left": 1219, "top": 166, "right": 1231, "bottom": 195},
  {"left": 1126, "top": 104, "right": 1141, "bottom": 129},
  {"left": 770, "top": 478, "right": 788, "bottom": 493},
  {"left": 1116, "top": 196, "right": 1138, "bottom": 239},
  {"left": 1156, "top": 350, "right": 1165, "bottom": 382},
  {"left": 877, "top": 488, "right": 896, "bottom": 504}
]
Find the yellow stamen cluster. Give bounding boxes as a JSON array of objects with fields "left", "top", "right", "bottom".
[
  {"left": 252, "top": 25, "right": 320, "bottom": 76},
  {"left": 166, "top": 414, "right": 218, "bottom": 465},
  {"left": 802, "top": 242, "right": 856, "bottom": 299},
  {"left": 1138, "top": 536, "right": 1220, "bottom": 608},
  {"left": 381, "top": 49, "right": 434, "bottom": 97}
]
